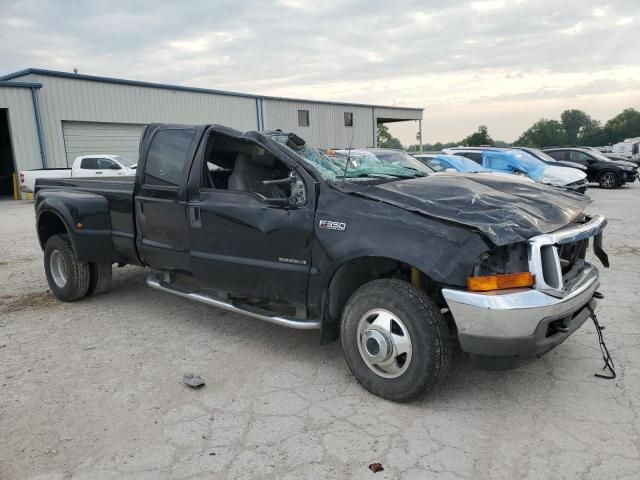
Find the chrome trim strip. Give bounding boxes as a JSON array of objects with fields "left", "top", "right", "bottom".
[
  {"left": 146, "top": 274, "right": 321, "bottom": 330},
  {"left": 528, "top": 215, "right": 606, "bottom": 297}
]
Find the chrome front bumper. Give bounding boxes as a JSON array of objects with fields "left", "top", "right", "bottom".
[
  {"left": 442, "top": 263, "right": 599, "bottom": 339},
  {"left": 442, "top": 215, "right": 607, "bottom": 364}
]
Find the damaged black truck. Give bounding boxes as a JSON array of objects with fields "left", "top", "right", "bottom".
[{"left": 33, "top": 124, "right": 609, "bottom": 402}]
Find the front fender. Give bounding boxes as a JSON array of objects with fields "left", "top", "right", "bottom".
[{"left": 36, "top": 190, "right": 116, "bottom": 262}]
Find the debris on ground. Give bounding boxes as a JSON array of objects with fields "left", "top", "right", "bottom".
[
  {"left": 368, "top": 463, "right": 384, "bottom": 473},
  {"left": 182, "top": 374, "right": 205, "bottom": 388}
]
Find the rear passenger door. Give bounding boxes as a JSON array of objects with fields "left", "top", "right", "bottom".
[{"left": 135, "top": 127, "right": 200, "bottom": 273}]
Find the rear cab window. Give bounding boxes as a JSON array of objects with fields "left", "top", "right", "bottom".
[
  {"left": 144, "top": 128, "right": 196, "bottom": 186},
  {"left": 80, "top": 158, "right": 98, "bottom": 169}
]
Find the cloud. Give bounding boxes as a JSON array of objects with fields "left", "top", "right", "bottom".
[{"left": 0, "top": 0, "right": 637, "bottom": 144}]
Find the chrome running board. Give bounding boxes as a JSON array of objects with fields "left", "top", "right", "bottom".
[{"left": 146, "top": 274, "right": 321, "bottom": 330}]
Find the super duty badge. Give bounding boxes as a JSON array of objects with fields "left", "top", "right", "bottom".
[{"left": 319, "top": 220, "right": 346, "bottom": 231}]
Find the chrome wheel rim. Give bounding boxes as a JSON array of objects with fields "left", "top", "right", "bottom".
[
  {"left": 49, "top": 250, "right": 67, "bottom": 288},
  {"left": 356, "top": 308, "right": 412, "bottom": 378},
  {"left": 601, "top": 174, "right": 615, "bottom": 188}
]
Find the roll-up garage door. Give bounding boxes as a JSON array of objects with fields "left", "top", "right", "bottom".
[{"left": 62, "top": 121, "right": 144, "bottom": 166}]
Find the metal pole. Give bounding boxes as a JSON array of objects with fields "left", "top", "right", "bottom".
[{"left": 419, "top": 119, "right": 423, "bottom": 153}]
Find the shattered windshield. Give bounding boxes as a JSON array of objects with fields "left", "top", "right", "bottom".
[
  {"left": 270, "top": 134, "right": 343, "bottom": 179},
  {"left": 332, "top": 149, "right": 432, "bottom": 178},
  {"left": 270, "top": 134, "right": 428, "bottom": 181}
]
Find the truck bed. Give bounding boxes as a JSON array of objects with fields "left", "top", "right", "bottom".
[{"left": 35, "top": 176, "right": 139, "bottom": 264}]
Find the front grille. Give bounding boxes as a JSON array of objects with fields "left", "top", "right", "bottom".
[
  {"left": 558, "top": 239, "right": 587, "bottom": 283},
  {"left": 527, "top": 215, "right": 606, "bottom": 297}
]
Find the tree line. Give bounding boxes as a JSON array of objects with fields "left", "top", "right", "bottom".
[{"left": 379, "top": 107, "right": 640, "bottom": 151}]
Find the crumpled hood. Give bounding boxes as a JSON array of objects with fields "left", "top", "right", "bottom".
[
  {"left": 535, "top": 165, "right": 586, "bottom": 186},
  {"left": 353, "top": 173, "right": 591, "bottom": 246}
]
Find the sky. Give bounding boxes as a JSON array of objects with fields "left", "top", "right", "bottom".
[{"left": 0, "top": 0, "right": 638, "bottom": 145}]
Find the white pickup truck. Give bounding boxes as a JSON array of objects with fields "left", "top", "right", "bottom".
[{"left": 19, "top": 155, "right": 136, "bottom": 193}]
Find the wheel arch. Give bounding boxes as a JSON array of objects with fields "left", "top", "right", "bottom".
[
  {"left": 320, "top": 255, "right": 438, "bottom": 344},
  {"left": 37, "top": 209, "right": 75, "bottom": 253}
]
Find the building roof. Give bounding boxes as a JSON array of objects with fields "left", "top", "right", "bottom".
[{"left": 0, "top": 68, "right": 423, "bottom": 113}]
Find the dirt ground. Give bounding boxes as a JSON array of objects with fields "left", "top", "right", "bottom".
[{"left": 1, "top": 183, "right": 639, "bottom": 480}]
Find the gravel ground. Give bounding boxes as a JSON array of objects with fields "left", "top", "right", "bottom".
[{"left": 1, "top": 184, "right": 639, "bottom": 480}]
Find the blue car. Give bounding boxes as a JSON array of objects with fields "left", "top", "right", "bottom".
[
  {"left": 414, "top": 154, "right": 488, "bottom": 173},
  {"left": 481, "top": 149, "right": 588, "bottom": 192}
]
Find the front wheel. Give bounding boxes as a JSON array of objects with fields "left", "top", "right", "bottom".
[
  {"left": 598, "top": 172, "right": 619, "bottom": 189},
  {"left": 43, "top": 234, "right": 90, "bottom": 301},
  {"left": 340, "top": 279, "right": 452, "bottom": 402}
]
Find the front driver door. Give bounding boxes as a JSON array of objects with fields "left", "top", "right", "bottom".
[{"left": 187, "top": 132, "right": 315, "bottom": 311}]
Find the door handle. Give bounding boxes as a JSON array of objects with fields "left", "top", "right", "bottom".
[
  {"left": 189, "top": 206, "right": 201, "bottom": 228},
  {"left": 95, "top": 171, "right": 103, "bottom": 174},
  {"left": 138, "top": 199, "right": 144, "bottom": 215}
]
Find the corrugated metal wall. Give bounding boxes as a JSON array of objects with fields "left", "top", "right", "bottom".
[
  {"left": 14, "top": 73, "right": 259, "bottom": 168},
  {"left": 5, "top": 71, "right": 423, "bottom": 170},
  {"left": 0, "top": 87, "right": 41, "bottom": 172},
  {"left": 262, "top": 99, "right": 376, "bottom": 149}
]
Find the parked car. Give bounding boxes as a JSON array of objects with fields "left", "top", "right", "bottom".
[
  {"left": 577, "top": 146, "right": 640, "bottom": 166},
  {"left": 413, "top": 153, "right": 489, "bottom": 173},
  {"left": 443, "top": 147, "right": 588, "bottom": 193},
  {"left": 612, "top": 138, "right": 640, "bottom": 160},
  {"left": 543, "top": 147, "right": 639, "bottom": 189},
  {"left": 32, "top": 124, "right": 609, "bottom": 402},
  {"left": 509, "top": 146, "right": 588, "bottom": 172},
  {"left": 19, "top": 155, "right": 136, "bottom": 193}
]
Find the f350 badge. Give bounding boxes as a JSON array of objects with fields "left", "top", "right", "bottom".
[{"left": 319, "top": 220, "right": 346, "bottom": 231}]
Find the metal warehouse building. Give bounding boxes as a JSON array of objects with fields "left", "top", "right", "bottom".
[{"left": 0, "top": 68, "right": 423, "bottom": 199}]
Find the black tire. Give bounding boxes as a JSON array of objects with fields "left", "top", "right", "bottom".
[
  {"left": 43, "top": 234, "right": 90, "bottom": 302},
  {"left": 340, "top": 279, "right": 452, "bottom": 402},
  {"left": 598, "top": 171, "right": 619, "bottom": 189},
  {"left": 87, "top": 262, "right": 113, "bottom": 296}
]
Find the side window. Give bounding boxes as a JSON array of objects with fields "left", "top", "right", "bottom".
[
  {"left": 485, "top": 154, "right": 513, "bottom": 171},
  {"left": 201, "top": 134, "right": 306, "bottom": 206},
  {"left": 344, "top": 112, "right": 353, "bottom": 127},
  {"left": 546, "top": 150, "right": 565, "bottom": 161},
  {"left": 97, "top": 158, "right": 120, "bottom": 170},
  {"left": 569, "top": 151, "right": 590, "bottom": 163},
  {"left": 80, "top": 157, "right": 98, "bottom": 169},
  {"left": 298, "top": 110, "right": 310, "bottom": 127},
  {"left": 464, "top": 152, "right": 482, "bottom": 163},
  {"left": 144, "top": 129, "right": 195, "bottom": 187}
]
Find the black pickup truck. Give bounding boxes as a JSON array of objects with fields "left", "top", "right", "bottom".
[{"left": 33, "top": 124, "right": 609, "bottom": 402}]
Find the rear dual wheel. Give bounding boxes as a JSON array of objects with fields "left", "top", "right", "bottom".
[
  {"left": 44, "top": 234, "right": 112, "bottom": 301},
  {"left": 340, "top": 279, "right": 452, "bottom": 403}
]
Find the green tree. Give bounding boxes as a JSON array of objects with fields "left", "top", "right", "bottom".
[
  {"left": 377, "top": 123, "right": 404, "bottom": 149},
  {"left": 560, "top": 109, "right": 601, "bottom": 145},
  {"left": 603, "top": 108, "right": 640, "bottom": 144},
  {"left": 515, "top": 119, "right": 566, "bottom": 147},
  {"left": 461, "top": 125, "right": 494, "bottom": 146}
]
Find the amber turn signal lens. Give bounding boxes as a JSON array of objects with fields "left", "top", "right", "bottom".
[{"left": 467, "top": 272, "right": 534, "bottom": 292}]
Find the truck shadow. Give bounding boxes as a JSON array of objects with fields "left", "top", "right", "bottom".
[{"left": 100, "top": 267, "right": 571, "bottom": 408}]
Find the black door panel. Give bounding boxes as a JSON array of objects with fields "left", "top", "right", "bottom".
[{"left": 189, "top": 190, "right": 314, "bottom": 307}]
